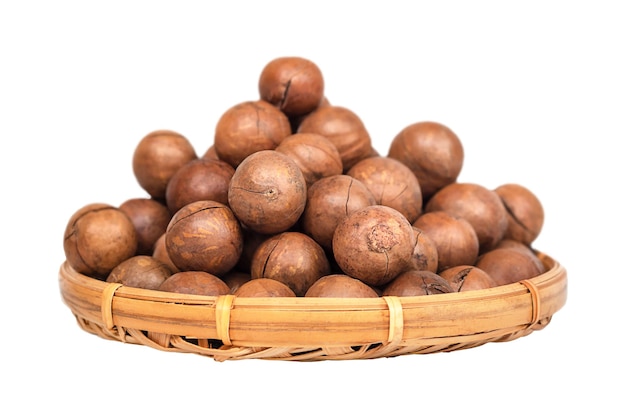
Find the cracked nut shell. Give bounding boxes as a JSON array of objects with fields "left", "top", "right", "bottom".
[
  {"left": 332, "top": 205, "right": 416, "bottom": 287},
  {"left": 165, "top": 200, "right": 243, "bottom": 276},
  {"left": 228, "top": 150, "right": 307, "bottom": 235},
  {"left": 250, "top": 231, "right": 331, "bottom": 296},
  {"left": 64, "top": 203, "right": 138, "bottom": 279}
]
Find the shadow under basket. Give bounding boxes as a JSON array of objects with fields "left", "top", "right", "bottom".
[{"left": 58, "top": 251, "right": 567, "bottom": 361}]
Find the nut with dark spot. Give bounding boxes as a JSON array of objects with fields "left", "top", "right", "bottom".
[
  {"left": 411, "top": 226, "right": 439, "bottom": 273},
  {"left": 332, "top": 205, "right": 416, "bottom": 287},
  {"left": 413, "top": 210, "right": 479, "bottom": 272},
  {"left": 228, "top": 150, "right": 307, "bottom": 235}
]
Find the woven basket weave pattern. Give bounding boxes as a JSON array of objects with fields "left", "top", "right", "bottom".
[{"left": 59, "top": 252, "right": 566, "bottom": 361}]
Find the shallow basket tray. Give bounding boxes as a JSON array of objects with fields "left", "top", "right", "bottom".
[{"left": 58, "top": 251, "right": 567, "bottom": 361}]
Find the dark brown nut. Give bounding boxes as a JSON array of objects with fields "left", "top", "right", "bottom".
[
  {"left": 297, "top": 105, "right": 374, "bottom": 172},
  {"left": 438, "top": 265, "right": 496, "bottom": 292},
  {"left": 274, "top": 132, "right": 343, "bottom": 187},
  {"left": 425, "top": 182, "right": 508, "bottom": 253},
  {"left": 387, "top": 121, "right": 464, "bottom": 201},
  {"left": 250, "top": 231, "right": 331, "bottom": 296},
  {"left": 347, "top": 156, "right": 423, "bottom": 223},
  {"left": 119, "top": 198, "right": 171, "bottom": 256},
  {"left": 106, "top": 255, "right": 172, "bottom": 290},
  {"left": 412, "top": 210, "right": 480, "bottom": 272},
  {"left": 213, "top": 100, "right": 292, "bottom": 168},
  {"left": 63, "top": 203, "right": 138, "bottom": 279},
  {"left": 411, "top": 226, "right": 439, "bottom": 273},
  {"left": 233, "top": 278, "right": 296, "bottom": 297},
  {"left": 304, "top": 274, "right": 379, "bottom": 298},
  {"left": 222, "top": 271, "right": 252, "bottom": 294},
  {"left": 382, "top": 270, "right": 454, "bottom": 296},
  {"left": 258, "top": 56, "right": 325, "bottom": 117},
  {"left": 157, "top": 271, "right": 230, "bottom": 296},
  {"left": 228, "top": 150, "right": 307, "bottom": 235},
  {"left": 165, "top": 158, "right": 235, "bottom": 215},
  {"left": 475, "top": 247, "right": 544, "bottom": 286},
  {"left": 132, "top": 130, "right": 198, "bottom": 200},
  {"left": 494, "top": 183, "right": 544, "bottom": 246},
  {"left": 152, "top": 233, "right": 180, "bottom": 273},
  {"left": 301, "top": 174, "right": 376, "bottom": 251},
  {"left": 165, "top": 200, "right": 243, "bottom": 276},
  {"left": 332, "top": 205, "right": 416, "bottom": 287}
]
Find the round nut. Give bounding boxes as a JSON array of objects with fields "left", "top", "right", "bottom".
[
  {"left": 165, "top": 200, "right": 243, "bottom": 276},
  {"left": 228, "top": 150, "right": 307, "bottom": 235},
  {"left": 332, "top": 205, "right": 416, "bottom": 287},
  {"left": 63, "top": 203, "right": 138, "bottom": 279}
]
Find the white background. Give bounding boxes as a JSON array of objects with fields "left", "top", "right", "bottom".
[{"left": 2, "top": 1, "right": 624, "bottom": 415}]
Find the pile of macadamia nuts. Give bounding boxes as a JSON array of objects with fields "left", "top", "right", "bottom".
[{"left": 63, "top": 56, "right": 547, "bottom": 299}]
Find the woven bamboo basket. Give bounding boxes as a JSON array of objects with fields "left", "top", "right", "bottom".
[{"left": 58, "top": 251, "right": 566, "bottom": 361}]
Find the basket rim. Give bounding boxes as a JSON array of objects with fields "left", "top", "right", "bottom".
[{"left": 58, "top": 251, "right": 567, "bottom": 359}]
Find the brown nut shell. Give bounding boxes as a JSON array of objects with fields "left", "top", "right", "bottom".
[
  {"left": 165, "top": 200, "right": 243, "bottom": 276},
  {"left": 64, "top": 203, "right": 138, "bottom": 279},
  {"left": 119, "top": 198, "right": 171, "bottom": 256},
  {"left": 228, "top": 150, "right": 307, "bottom": 235},
  {"left": 332, "top": 205, "right": 416, "bottom": 287},
  {"left": 275, "top": 133, "right": 343, "bottom": 186},
  {"left": 250, "top": 232, "right": 331, "bottom": 296},
  {"left": 165, "top": 157, "right": 235, "bottom": 215},
  {"left": 304, "top": 274, "right": 379, "bottom": 298},
  {"left": 494, "top": 183, "right": 544, "bottom": 246},
  {"left": 132, "top": 130, "right": 198, "bottom": 200},
  {"left": 475, "top": 247, "right": 544, "bottom": 286},
  {"left": 387, "top": 121, "right": 464, "bottom": 201},
  {"left": 413, "top": 210, "right": 480, "bottom": 272},
  {"left": 297, "top": 105, "right": 373, "bottom": 172},
  {"left": 438, "top": 265, "right": 496, "bottom": 292},
  {"left": 411, "top": 226, "right": 439, "bottom": 273},
  {"left": 382, "top": 270, "right": 454, "bottom": 296},
  {"left": 152, "top": 233, "right": 180, "bottom": 273},
  {"left": 234, "top": 278, "right": 296, "bottom": 297},
  {"left": 106, "top": 255, "right": 172, "bottom": 290},
  {"left": 425, "top": 182, "right": 508, "bottom": 253},
  {"left": 157, "top": 271, "right": 230, "bottom": 296},
  {"left": 301, "top": 174, "right": 376, "bottom": 251},
  {"left": 213, "top": 100, "right": 292, "bottom": 168},
  {"left": 258, "top": 56, "right": 325, "bottom": 117},
  {"left": 347, "top": 156, "right": 423, "bottom": 223}
]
